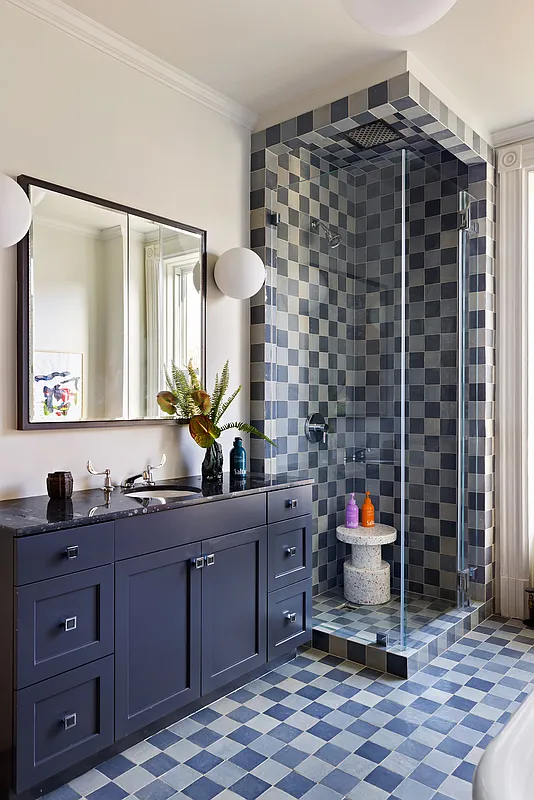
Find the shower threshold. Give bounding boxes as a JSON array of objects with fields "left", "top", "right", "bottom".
[{"left": 311, "top": 586, "right": 489, "bottom": 678}]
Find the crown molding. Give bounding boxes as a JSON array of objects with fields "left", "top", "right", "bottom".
[
  {"left": 33, "top": 215, "right": 101, "bottom": 238},
  {"left": 492, "top": 120, "right": 534, "bottom": 148},
  {"left": 7, "top": 0, "right": 258, "bottom": 130}
]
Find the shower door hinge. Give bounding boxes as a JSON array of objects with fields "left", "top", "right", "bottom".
[
  {"left": 458, "top": 208, "right": 479, "bottom": 235},
  {"left": 267, "top": 211, "right": 280, "bottom": 227}
]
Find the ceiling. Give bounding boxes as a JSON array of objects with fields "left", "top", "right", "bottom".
[{"left": 61, "top": 0, "right": 532, "bottom": 135}]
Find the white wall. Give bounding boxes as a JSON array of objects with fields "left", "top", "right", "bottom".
[{"left": 0, "top": 2, "right": 251, "bottom": 498}]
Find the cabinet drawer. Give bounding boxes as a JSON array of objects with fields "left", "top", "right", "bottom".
[
  {"left": 115, "top": 493, "right": 266, "bottom": 560},
  {"left": 16, "top": 566, "right": 114, "bottom": 688},
  {"left": 268, "top": 580, "right": 312, "bottom": 661},
  {"left": 16, "top": 522, "right": 114, "bottom": 585},
  {"left": 15, "top": 656, "right": 114, "bottom": 793},
  {"left": 267, "top": 486, "right": 312, "bottom": 524},
  {"left": 268, "top": 516, "right": 312, "bottom": 592}
]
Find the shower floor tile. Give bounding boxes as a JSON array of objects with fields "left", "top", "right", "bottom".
[{"left": 311, "top": 587, "right": 488, "bottom": 676}]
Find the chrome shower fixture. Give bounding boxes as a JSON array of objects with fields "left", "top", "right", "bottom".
[{"left": 310, "top": 218, "right": 342, "bottom": 249}]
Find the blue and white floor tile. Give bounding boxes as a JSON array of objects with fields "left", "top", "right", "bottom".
[{"left": 46, "top": 616, "right": 534, "bottom": 800}]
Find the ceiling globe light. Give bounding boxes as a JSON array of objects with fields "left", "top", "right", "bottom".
[
  {"left": 340, "top": 0, "right": 459, "bottom": 36},
  {"left": 0, "top": 174, "right": 32, "bottom": 248},
  {"left": 214, "top": 247, "right": 266, "bottom": 300}
]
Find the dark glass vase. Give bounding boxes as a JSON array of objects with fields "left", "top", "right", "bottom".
[{"left": 202, "top": 441, "right": 223, "bottom": 481}]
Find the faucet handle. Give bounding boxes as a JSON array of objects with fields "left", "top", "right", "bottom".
[
  {"left": 143, "top": 454, "right": 166, "bottom": 485},
  {"left": 86, "top": 461, "right": 114, "bottom": 491},
  {"left": 148, "top": 454, "right": 166, "bottom": 471}
]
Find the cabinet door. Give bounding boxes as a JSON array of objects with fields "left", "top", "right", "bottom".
[
  {"left": 202, "top": 527, "right": 267, "bottom": 695},
  {"left": 115, "top": 543, "right": 201, "bottom": 738}
]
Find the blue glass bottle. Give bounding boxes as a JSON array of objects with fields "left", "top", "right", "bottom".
[{"left": 230, "top": 437, "right": 247, "bottom": 479}]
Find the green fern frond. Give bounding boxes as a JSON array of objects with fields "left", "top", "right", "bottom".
[
  {"left": 163, "top": 361, "right": 205, "bottom": 418},
  {"left": 215, "top": 385, "right": 241, "bottom": 423},
  {"left": 218, "top": 421, "right": 276, "bottom": 447},
  {"left": 219, "top": 361, "right": 230, "bottom": 399},
  {"left": 210, "top": 360, "right": 230, "bottom": 423},
  {"left": 209, "top": 371, "right": 221, "bottom": 421},
  {"left": 187, "top": 360, "right": 201, "bottom": 392}
]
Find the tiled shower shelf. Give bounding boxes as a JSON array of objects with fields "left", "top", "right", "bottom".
[{"left": 311, "top": 586, "right": 490, "bottom": 678}]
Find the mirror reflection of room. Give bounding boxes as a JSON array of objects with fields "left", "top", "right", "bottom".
[{"left": 29, "top": 187, "right": 202, "bottom": 424}]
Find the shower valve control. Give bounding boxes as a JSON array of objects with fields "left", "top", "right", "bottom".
[{"left": 305, "top": 413, "right": 329, "bottom": 444}]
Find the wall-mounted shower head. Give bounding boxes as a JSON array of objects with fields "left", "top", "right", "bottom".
[{"left": 310, "top": 218, "right": 342, "bottom": 249}]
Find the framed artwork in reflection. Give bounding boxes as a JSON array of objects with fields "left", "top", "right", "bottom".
[{"left": 32, "top": 351, "right": 83, "bottom": 421}]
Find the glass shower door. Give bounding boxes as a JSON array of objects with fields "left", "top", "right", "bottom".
[{"left": 457, "top": 190, "right": 477, "bottom": 608}]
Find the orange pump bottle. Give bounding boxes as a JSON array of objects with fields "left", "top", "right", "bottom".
[{"left": 361, "top": 492, "right": 375, "bottom": 527}]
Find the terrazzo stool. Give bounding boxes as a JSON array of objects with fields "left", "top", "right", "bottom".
[{"left": 336, "top": 523, "right": 397, "bottom": 605}]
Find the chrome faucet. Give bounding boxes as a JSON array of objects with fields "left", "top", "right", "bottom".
[
  {"left": 87, "top": 461, "right": 114, "bottom": 491},
  {"left": 121, "top": 454, "right": 166, "bottom": 489}
]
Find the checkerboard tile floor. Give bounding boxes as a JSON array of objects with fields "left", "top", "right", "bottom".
[
  {"left": 313, "top": 588, "right": 479, "bottom": 648},
  {"left": 46, "top": 616, "right": 534, "bottom": 800}
]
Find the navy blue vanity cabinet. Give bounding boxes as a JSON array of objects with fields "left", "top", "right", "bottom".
[
  {"left": 114, "top": 542, "right": 202, "bottom": 738},
  {"left": 202, "top": 526, "right": 267, "bottom": 694},
  {"left": 1, "top": 480, "right": 313, "bottom": 799}
]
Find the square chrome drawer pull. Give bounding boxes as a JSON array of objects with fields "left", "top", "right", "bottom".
[
  {"left": 64, "top": 616, "right": 77, "bottom": 632},
  {"left": 66, "top": 546, "right": 79, "bottom": 559},
  {"left": 286, "top": 499, "right": 298, "bottom": 509},
  {"left": 63, "top": 713, "right": 77, "bottom": 730},
  {"left": 285, "top": 546, "right": 297, "bottom": 557},
  {"left": 284, "top": 611, "right": 297, "bottom": 623},
  {"left": 205, "top": 554, "right": 215, "bottom": 567}
]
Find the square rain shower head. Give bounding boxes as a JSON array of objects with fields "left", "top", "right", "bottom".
[{"left": 343, "top": 120, "right": 403, "bottom": 150}]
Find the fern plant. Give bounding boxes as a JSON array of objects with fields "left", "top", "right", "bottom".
[{"left": 157, "top": 360, "right": 275, "bottom": 449}]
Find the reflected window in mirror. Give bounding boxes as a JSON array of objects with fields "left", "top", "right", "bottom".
[
  {"left": 18, "top": 177, "right": 206, "bottom": 429},
  {"left": 129, "top": 217, "right": 203, "bottom": 418}
]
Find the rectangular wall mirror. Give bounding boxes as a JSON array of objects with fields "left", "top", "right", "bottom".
[{"left": 17, "top": 176, "right": 206, "bottom": 429}]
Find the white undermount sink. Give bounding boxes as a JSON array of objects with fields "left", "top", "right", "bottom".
[{"left": 125, "top": 485, "right": 201, "bottom": 503}]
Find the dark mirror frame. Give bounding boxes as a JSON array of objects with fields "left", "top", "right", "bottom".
[{"left": 17, "top": 175, "right": 207, "bottom": 431}]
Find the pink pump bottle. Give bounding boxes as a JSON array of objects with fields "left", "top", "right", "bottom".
[{"left": 345, "top": 493, "right": 359, "bottom": 528}]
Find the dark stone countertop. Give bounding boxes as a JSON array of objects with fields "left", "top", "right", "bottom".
[{"left": 0, "top": 473, "right": 314, "bottom": 537}]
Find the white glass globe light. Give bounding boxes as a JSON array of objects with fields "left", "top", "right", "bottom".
[
  {"left": 340, "top": 0, "right": 459, "bottom": 36},
  {"left": 214, "top": 247, "right": 266, "bottom": 300},
  {"left": 0, "top": 174, "right": 32, "bottom": 248}
]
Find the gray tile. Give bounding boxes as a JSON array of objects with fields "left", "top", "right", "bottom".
[{"left": 160, "top": 764, "right": 200, "bottom": 792}]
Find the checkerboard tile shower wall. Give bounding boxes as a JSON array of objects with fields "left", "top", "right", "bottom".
[{"left": 250, "top": 70, "right": 496, "bottom": 609}]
